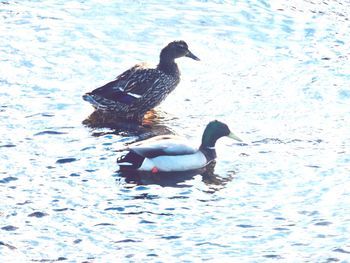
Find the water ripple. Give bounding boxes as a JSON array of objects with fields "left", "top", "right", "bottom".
[{"left": 1, "top": 0, "right": 350, "bottom": 262}]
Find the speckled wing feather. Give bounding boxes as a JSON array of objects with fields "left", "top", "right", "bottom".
[
  {"left": 128, "top": 136, "right": 197, "bottom": 158},
  {"left": 89, "top": 63, "right": 167, "bottom": 105}
]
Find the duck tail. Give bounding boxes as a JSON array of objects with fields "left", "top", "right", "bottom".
[
  {"left": 83, "top": 93, "right": 98, "bottom": 105},
  {"left": 117, "top": 151, "right": 144, "bottom": 170},
  {"left": 82, "top": 93, "right": 109, "bottom": 110}
]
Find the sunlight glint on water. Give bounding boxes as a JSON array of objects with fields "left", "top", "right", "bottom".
[{"left": 1, "top": 0, "right": 350, "bottom": 261}]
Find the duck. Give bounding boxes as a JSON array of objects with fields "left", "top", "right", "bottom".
[
  {"left": 83, "top": 40, "right": 200, "bottom": 121},
  {"left": 117, "top": 120, "right": 242, "bottom": 173}
]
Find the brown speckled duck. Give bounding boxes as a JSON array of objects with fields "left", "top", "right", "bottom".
[{"left": 83, "top": 40, "right": 199, "bottom": 121}]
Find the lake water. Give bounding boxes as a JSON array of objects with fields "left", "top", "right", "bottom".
[{"left": 1, "top": 0, "right": 350, "bottom": 262}]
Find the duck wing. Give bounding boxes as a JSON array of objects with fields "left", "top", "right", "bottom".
[
  {"left": 87, "top": 64, "right": 166, "bottom": 105},
  {"left": 129, "top": 136, "right": 197, "bottom": 158}
]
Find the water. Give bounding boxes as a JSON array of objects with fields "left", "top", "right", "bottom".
[{"left": 1, "top": 0, "right": 350, "bottom": 261}]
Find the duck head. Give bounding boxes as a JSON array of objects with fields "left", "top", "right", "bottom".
[
  {"left": 160, "top": 40, "right": 200, "bottom": 62},
  {"left": 200, "top": 120, "right": 242, "bottom": 149}
]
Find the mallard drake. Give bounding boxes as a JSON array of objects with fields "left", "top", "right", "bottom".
[
  {"left": 83, "top": 40, "right": 199, "bottom": 121},
  {"left": 117, "top": 120, "right": 242, "bottom": 173}
]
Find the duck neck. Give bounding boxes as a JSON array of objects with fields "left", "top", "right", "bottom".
[
  {"left": 199, "top": 134, "right": 219, "bottom": 161},
  {"left": 199, "top": 144, "right": 217, "bottom": 161},
  {"left": 200, "top": 126, "right": 222, "bottom": 148},
  {"left": 199, "top": 138, "right": 218, "bottom": 150},
  {"left": 158, "top": 52, "right": 179, "bottom": 76}
]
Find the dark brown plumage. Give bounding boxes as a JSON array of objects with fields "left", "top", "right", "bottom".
[{"left": 83, "top": 40, "right": 199, "bottom": 121}]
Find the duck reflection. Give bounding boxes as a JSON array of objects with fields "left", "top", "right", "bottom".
[
  {"left": 83, "top": 109, "right": 174, "bottom": 139},
  {"left": 117, "top": 161, "right": 235, "bottom": 191}
]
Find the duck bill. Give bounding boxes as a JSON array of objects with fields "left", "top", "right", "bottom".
[
  {"left": 185, "top": 51, "right": 200, "bottom": 61},
  {"left": 228, "top": 132, "right": 242, "bottom": 142}
]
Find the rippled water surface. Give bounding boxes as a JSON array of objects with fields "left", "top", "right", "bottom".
[{"left": 1, "top": 0, "right": 350, "bottom": 262}]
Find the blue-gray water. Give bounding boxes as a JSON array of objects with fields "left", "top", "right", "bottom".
[{"left": 1, "top": 0, "right": 350, "bottom": 262}]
